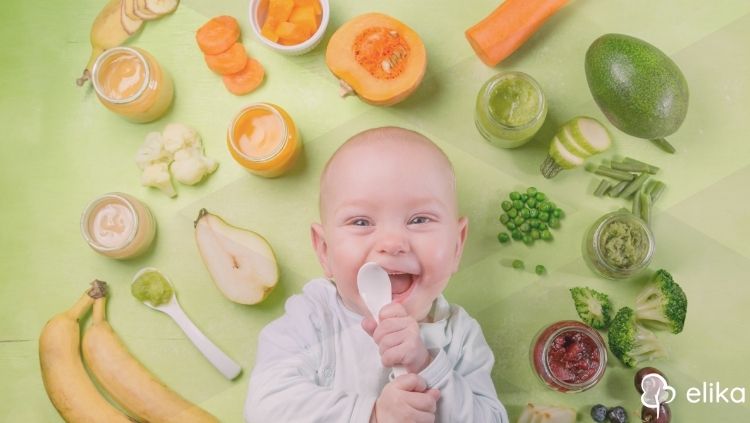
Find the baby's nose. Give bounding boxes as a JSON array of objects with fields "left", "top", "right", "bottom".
[{"left": 375, "top": 229, "right": 410, "bottom": 255}]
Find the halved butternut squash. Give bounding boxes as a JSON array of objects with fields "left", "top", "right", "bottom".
[{"left": 325, "top": 13, "right": 426, "bottom": 106}]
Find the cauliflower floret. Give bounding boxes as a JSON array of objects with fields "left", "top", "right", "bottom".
[
  {"left": 141, "top": 161, "right": 176, "bottom": 197},
  {"left": 135, "top": 132, "right": 170, "bottom": 170},
  {"left": 171, "top": 146, "right": 219, "bottom": 185},
  {"left": 162, "top": 123, "right": 200, "bottom": 154}
]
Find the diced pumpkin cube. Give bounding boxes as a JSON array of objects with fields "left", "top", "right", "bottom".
[
  {"left": 289, "top": 5, "right": 318, "bottom": 35},
  {"left": 276, "top": 21, "right": 310, "bottom": 45},
  {"left": 293, "top": 0, "right": 321, "bottom": 15},
  {"left": 268, "top": 0, "right": 295, "bottom": 22},
  {"left": 261, "top": 17, "right": 280, "bottom": 42}
]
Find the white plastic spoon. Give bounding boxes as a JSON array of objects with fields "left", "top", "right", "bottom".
[
  {"left": 132, "top": 268, "right": 242, "bottom": 380},
  {"left": 357, "top": 262, "right": 406, "bottom": 377}
]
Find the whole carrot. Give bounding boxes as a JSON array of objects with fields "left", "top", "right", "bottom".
[{"left": 466, "top": 0, "right": 569, "bottom": 66}]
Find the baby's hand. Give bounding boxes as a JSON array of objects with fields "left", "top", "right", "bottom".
[
  {"left": 370, "top": 374, "right": 440, "bottom": 423},
  {"left": 362, "top": 303, "right": 431, "bottom": 374}
]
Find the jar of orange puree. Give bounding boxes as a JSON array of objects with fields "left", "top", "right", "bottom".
[
  {"left": 227, "top": 103, "right": 302, "bottom": 178},
  {"left": 91, "top": 46, "right": 174, "bottom": 123}
]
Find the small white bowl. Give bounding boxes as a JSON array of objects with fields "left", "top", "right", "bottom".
[{"left": 249, "top": 0, "right": 330, "bottom": 56}]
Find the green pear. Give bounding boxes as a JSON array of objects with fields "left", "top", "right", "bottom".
[{"left": 194, "top": 209, "right": 278, "bottom": 304}]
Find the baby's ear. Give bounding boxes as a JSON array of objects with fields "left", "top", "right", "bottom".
[
  {"left": 311, "top": 223, "right": 333, "bottom": 277},
  {"left": 453, "top": 217, "right": 469, "bottom": 272}
]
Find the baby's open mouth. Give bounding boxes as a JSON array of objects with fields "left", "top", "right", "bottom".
[{"left": 387, "top": 272, "right": 416, "bottom": 302}]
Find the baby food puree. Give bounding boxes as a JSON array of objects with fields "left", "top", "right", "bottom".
[
  {"left": 227, "top": 103, "right": 302, "bottom": 177},
  {"left": 80, "top": 193, "right": 156, "bottom": 260},
  {"left": 91, "top": 47, "right": 174, "bottom": 123},
  {"left": 475, "top": 71, "right": 547, "bottom": 148}
]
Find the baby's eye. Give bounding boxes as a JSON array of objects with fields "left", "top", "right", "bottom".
[
  {"left": 409, "top": 216, "right": 431, "bottom": 225},
  {"left": 350, "top": 218, "right": 371, "bottom": 227}
]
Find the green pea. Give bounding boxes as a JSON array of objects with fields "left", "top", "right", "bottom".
[
  {"left": 519, "top": 222, "right": 530, "bottom": 233},
  {"left": 535, "top": 192, "right": 546, "bottom": 202},
  {"left": 531, "top": 229, "right": 541, "bottom": 240},
  {"left": 522, "top": 235, "right": 533, "bottom": 244},
  {"left": 507, "top": 208, "right": 518, "bottom": 218},
  {"left": 514, "top": 215, "right": 525, "bottom": 226},
  {"left": 500, "top": 214, "right": 510, "bottom": 224},
  {"left": 497, "top": 232, "right": 510, "bottom": 243},
  {"left": 511, "top": 229, "right": 522, "bottom": 240},
  {"left": 526, "top": 198, "right": 537, "bottom": 208},
  {"left": 535, "top": 265, "right": 547, "bottom": 275},
  {"left": 520, "top": 208, "right": 531, "bottom": 219},
  {"left": 529, "top": 208, "right": 539, "bottom": 218},
  {"left": 549, "top": 217, "right": 560, "bottom": 228},
  {"left": 506, "top": 221, "right": 517, "bottom": 230},
  {"left": 539, "top": 202, "right": 551, "bottom": 212},
  {"left": 538, "top": 222, "right": 548, "bottom": 231},
  {"left": 553, "top": 208, "right": 565, "bottom": 218},
  {"left": 513, "top": 200, "right": 524, "bottom": 210},
  {"left": 547, "top": 202, "right": 557, "bottom": 210},
  {"left": 541, "top": 229, "right": 553, "bottom": 240},
  {"left": 509, "top": 191, "right": 521, "bottom": 201},
  {"left": 512, "top": 259, "right": 524, "bottom": 269},
  {"left": 501, "top": 201, "right": 512, "bottom": 211},
  {"left": 526, "top": 187, "right": 538, "bottom": 196},
  {"left": 529, "top": 219, "right": 540, "bottom": 229},
  {"left": 520, "top": 193, "right": 529, "bottom": 202},
  {"left": 539, "top": 212, "right": 550, "bottom": 221}
]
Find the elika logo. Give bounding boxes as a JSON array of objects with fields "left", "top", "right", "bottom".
[{"left": 641, "top": 374, "right": 676, "bottom": 419}]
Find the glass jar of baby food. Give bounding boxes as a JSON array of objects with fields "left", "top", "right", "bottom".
[
  {"left": 474, "top": 71, "right": 547, "bottom": 148},
  {"left": 530, "top": 320, "right": 607, "bottom": 393},
  {"left": 91, "top": 46, "right": 174, "bottom": 123},
  {"left": 80, "top": 192, "right": 156, "bottom": 259},
  {"left": 227, "top": 103, "right": 302, "bottom": 178},
  {"left": 582, "top": 210, "right": 655, "bottom": 280}
]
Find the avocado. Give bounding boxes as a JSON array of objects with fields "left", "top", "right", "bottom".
[{"left": 585, "top": 34, "right": 689, "bottom": 141}]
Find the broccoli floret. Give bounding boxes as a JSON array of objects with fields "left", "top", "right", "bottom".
[
  {"left": 608, "top": 307, "right": 667, "bottom": 367},
  {"left": 570, "top": 287, "right": 613, "bottom": 329},
  {"left": 635, "top": 269, "right": 687, "bottom": 334}
]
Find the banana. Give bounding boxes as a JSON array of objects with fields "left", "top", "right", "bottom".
[
  {"left": 77, "top": 0, "right": 133, "bottom": 86},
  {"left": 39, "top": 280, "right": 133, "bottom": 423},
  {"left": 82, "top": 287, "right": 219, "bottom": 423}
]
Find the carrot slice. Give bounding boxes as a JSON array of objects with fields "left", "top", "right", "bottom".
[
  {"left": 465, "top": 0, "right": 568, "bottom": 66},
  {"left": 196, "top": 15, "right": 241, "bottom": 55},
  {"left": 222, "top": 58, "right": 265, "bottom": 96},
  {"left": 204, "top": 42, "right": 248, "bottom": 75}
]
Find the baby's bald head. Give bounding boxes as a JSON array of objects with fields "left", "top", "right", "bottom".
[{"left": 318, "top": 127, "right": 457, "bottom": 221}]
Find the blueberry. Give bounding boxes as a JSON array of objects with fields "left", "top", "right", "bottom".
[
  {"left": 607, "top": 406, "right": 628, "bottom": 423},
  {"left": 590, "top": 404, "right": 607, "bottom": 422}
]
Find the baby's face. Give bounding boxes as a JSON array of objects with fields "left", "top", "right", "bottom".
[{"left": 312, "top": 137, "right": 467, "bottom": 322}]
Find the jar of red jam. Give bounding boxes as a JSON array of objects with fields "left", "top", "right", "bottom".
[{"left": 530, "top": 320, "right": 607, "bottom": 392}]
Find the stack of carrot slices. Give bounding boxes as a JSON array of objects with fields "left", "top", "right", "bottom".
[{"left": 196, "top": 16, "right": 265, "bottom": 95}]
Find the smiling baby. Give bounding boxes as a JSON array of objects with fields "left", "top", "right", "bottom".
[{"left": 245, "top": 127, "right": 508, "bottom": 423}]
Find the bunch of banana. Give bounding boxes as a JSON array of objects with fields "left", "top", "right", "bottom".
[
  {"left": 76, "top": 0, "right": 180, "bottom": 86},
  {"left": 39, "top": 280, "right": 218, "bottom": 423}
]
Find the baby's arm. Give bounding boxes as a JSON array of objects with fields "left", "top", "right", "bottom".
[
  {"left": 420, "top": 312, "right": 509, "bottom": 423},
  {"left": 244, "top": 294, "right": 376, "bottom": 423}
]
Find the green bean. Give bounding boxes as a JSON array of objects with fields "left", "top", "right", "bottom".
[
  {"left": 611, "top": 160, "right": 652, "bottom": 174},
  {"left": 594, "top": 179, "right": 612, "bottom": 197},
  {"left": 639, "top": 190, "right": 652, "bottom": 225},
  {"left": 650, "top": 138, "right": 676, "bottom": 154},
  {"left": 623, "top": 157, "right": 660, "bottom": 174},
  {"left": 594, "top": 165, "right": 636, "bottom": 181},
  {"left": 650, "top": 181, "right": 667, "bottom": 203},
  {"left": 632, "top": 186, "right": 642, "bottom": 216},
  {"left": 620, "top": 172, "right": 650, "bottom": 199},
  {"left": 608, "top": 180, "right": 629, "bottom": 197}
]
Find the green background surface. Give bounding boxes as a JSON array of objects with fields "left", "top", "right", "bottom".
[{"left": 1, "top": 0, "right": 749, "bottom": 421}]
